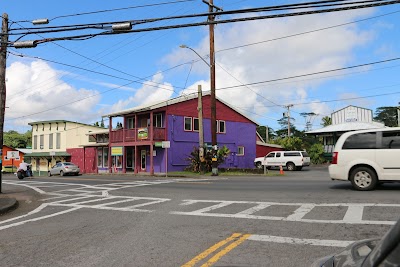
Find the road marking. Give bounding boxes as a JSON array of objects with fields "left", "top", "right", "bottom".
[
  {"left": 200, "top": 234, "right": 251, "bottom": 267},
  {"left": 0, "top": 204, "right": 81, "bottom": 231},
  {"left": 172, "top": 200, "right": 399, "bottom": 225},
  {"left": 248, "top": 234, "right": 354, "bottom": 247},
  {"left": 181, "top": 233, "right": 242, "bottom": 267}
]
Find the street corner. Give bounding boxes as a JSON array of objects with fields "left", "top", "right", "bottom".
[{"left": 0, "top": 197, "right": 18, "bottom": 215}]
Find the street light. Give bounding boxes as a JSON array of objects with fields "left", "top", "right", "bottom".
[{"left": 180, "top": 44, "right": 218, "bottom": 176}]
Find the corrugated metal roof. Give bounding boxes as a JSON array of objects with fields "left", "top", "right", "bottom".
[
  {"left": 25, "top": 152, "right": 71, "bottom": 157},
  {"left": 306, "top": 121, "right": 386, "bottom": 134}
]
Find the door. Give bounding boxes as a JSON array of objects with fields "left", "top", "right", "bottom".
[
  {"left": 376, "top": 130, "right": 400, "bottom": 180},
  {"left": 141, "top": 150, "right": 146, "bottom": 171},
  {"left": 126, "top": 147, "right": 135, "bottom": 172},
  {"left": 264, "top": 152, "right": 275, "bottom": 166}
]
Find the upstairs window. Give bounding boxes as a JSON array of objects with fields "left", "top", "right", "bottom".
[
  {"left": 49, "top": 133, "right": 53, "bottom": 149},
  {"left": 153, "top": 113, "right": 163, "bottom": 128},
  {"left": 218, "top": 120, "right": 226, "bottom": 133},
  {"left": 127, "top": 117, "right": 135, "bottom": 129},
  {"left": 56, "top": 133, "right": 61, "bottom": 149},
  {"left": 184, "top": 117, "right": 192, "bottom": 131},
  {"left": 193, "top": 118, "right": 199, "bottom": 132},
  {"left": 33, "top": 135, "right": 38, "bottom": 149},
  {"left": 40, "top": 135, "right": 44, "bottom": 149}
]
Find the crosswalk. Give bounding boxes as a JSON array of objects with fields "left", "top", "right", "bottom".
[{"left": 3, "top": 180, "right": 400, "bottom": 226}]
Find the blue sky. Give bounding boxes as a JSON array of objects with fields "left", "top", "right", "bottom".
[{"left": 2, "top": 0, "right": 400, "bottom": 133}]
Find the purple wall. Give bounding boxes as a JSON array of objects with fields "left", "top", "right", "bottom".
[{"left": 166, "top": 115, "right": 256, "bottom": 172}]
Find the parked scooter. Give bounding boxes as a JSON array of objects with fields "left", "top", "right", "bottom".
[{"left": 16, "top": 165, "right": 33, "bottom": 180}]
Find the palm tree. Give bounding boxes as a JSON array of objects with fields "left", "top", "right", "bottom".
[{"left": 321, "top": 116, "right": 332, "bottom": 127}]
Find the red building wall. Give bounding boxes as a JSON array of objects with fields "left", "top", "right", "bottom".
[
  {"left": 160, "top": 95, "right": 253, "bottom": 123},
  {"left": 256, "top": 144, "right": 284, "bottom": 157},
  {"left": 2, "top": 145, "right": 24, "bottom": 168},
  {"left": 67, "top": 147, "right": 97, "bottom": 174}
]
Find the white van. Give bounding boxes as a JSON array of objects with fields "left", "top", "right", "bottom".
[
  {"left": 329, "top": 127, "right": 400, "bottom": 190},
  {"left": 254, "top": 151, "right": 310, "bottom": 171}
]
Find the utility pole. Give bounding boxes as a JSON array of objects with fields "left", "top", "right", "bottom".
[
  {"left": 0, "top": 13, "right": 9, "bottom": 193},
  {"left": 203, "top": 0, "right": 222, "bottom": 176},
  {"left": 285, "top": 104, "right": 293, "bottom": 137},
  {"left": 198, "top": 85, "right": 205, "bottom": 174}
]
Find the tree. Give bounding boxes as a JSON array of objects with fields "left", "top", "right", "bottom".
[
  {"left": 276, "top": 116, "right": 297, "bottom": 138},
  {"left": 271, "top": 136, "right": 303, "bottom": 151},
  {"left": 321, "top": 116, "right": 332, "bottom": 127},
  {"left": 100, "top": 118, "right": 105, "bottom": 128},
  {"left": 3, "top": 130, "right": 31, "bottom": 148},
  {"left": 94, "top": 122, "right": 99, "bottom": 127},
  {"left": 308, "top": 143, "right": 326, "bottom": 164},
  {"left": 374, "top": 106, "right": 397, "bottom": 127},
  {"left": 186, "top": 146, "right": 230, "bottom": 173},
  {"left": 256, "top": 126, "right": 275, "bottom": 142}
]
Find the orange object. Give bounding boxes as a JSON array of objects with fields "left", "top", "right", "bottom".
[{"left": 279, "top": 165, "right": 284, "bottom": 175}]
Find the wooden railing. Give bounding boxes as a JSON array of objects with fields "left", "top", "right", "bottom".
[{"left": 110, "top": 127, "right": 166, "bottom": 143}]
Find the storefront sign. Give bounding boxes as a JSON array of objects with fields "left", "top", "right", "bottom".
[
  {"left": 155, "top": 142, "right": 162, "bottom": 147},
  {"left": 138, "top": 128, "right": 148, "bottom": 139},
  {"left": 162, "top": 141, "right": 170, "bottom": 148},
  {"left": 7, "top": 151, "right": 20, "bottom": 160},
  {"left": 111, "top": 146, "right": 123, "bottom": 156}
]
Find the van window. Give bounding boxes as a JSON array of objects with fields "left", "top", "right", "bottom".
[
  {"left": 276, "top": 152, "right": 281, "bottom": 157},
  {"left": 342, "top": 132, "right": 376, "bottom": 149},
  {"left": 266, "top": 153, "right": 275, "bottom": 158},
  {"left": 284, "top": 152, "right": 300, "bottom": 157},
  {"left": 382, "top": 131, "right": 400, "bottom": 149},
  {"left": 301, "top": 151, "right": 309, "bottom": 157}
]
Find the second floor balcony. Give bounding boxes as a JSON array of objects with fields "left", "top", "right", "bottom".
[{"left": 110, "top": 127, "right": 166, "bottom": 143}]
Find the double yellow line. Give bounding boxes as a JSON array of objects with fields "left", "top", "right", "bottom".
[{"left": 182, "top": 233, "right": 251, "bottom": 267}]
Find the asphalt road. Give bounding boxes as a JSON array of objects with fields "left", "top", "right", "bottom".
[{"left": 1, "top": 167, "right": 399, "bottom": 267}]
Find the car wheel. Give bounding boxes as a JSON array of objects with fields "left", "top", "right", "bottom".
[
  {"left": 286, "top": 162, "right": 295, "bottom": 171},
  {"left": 350, "top": 167, "right": 377, "bottom": 191},
  {"left": 255, "top": 162, "right": 262, "bottom": 169},
  {"left": 48, "top": 171, "right": 52, "bottom": 177},
  {"left": 60, "top": 171, "right": 64, "bottom": 177}
]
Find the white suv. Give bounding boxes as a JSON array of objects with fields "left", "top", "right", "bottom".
[
  {"left": 254, "top": 151, "right": 311, "bottom": 171},
  {"left": 329, "top": 127, "right": 400, "bottom": 191}
]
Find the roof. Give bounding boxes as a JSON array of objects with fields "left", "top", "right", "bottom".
[
  {"left": 306, "top": 121, "right": 386, "bottom": 134},
  {"left": 28, "top": 120, "right": 106, "bottom": 129},
  {"left": 86, "top": 129, "right": 109, "bottom": 135},
  {"left": 104, "top": 91, "right": 259, "bottom": 125},
  {"left": 16, "top": 148, "right": 32, "bottom": 154},
  {"left": 24, "top": 152, "right": 71, "bottom": 157}
]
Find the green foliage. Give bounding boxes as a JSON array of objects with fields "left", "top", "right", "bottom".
[
  {"left": 256, "top": 126, "right": 275, "bottom": 142},
  {"left": 271, "top": 136, "right": 303, "bottom": 151},
  {"left": 308, "top": 143, "right": 326, "bottom": 164},
  {"left": 186, "top": 146, "right": 231, "bottom": 173},
  {"left": 321, "top": 116, "right": 332, "bottom": 127},
  {"left": 374, "top": 106, "right": 397, "bottom": 127},
  {"left": 3, "top": 130, "right": 31, "bottom": 148}
]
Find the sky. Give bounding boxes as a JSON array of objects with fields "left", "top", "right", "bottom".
[{"left": 1, "top": 0, "right": 400, "bottom": 134}]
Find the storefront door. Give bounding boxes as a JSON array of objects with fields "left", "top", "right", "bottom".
[{"left": 141, "top": 150, "right": 146, "bottom": 171}]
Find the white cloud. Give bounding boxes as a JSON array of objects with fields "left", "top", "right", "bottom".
[
  {"left": 164, "top": 9, "right": 376, "bottom": 126},
  {"left": 5, "top": 60, "right": 102, "bottom": 131},
  {"left": 109, "top": 72, "right": 174, "bottom": 113}
]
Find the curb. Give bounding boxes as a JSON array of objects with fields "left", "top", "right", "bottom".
[{"left": 0, "top": 198, "right": 19, "bottom": 215}]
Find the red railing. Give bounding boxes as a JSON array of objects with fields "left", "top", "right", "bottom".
[{"left": 110, "top": 127, "right": 165, "bottom": 143}]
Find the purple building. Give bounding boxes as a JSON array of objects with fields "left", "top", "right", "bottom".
[{"left": 104, "top": 92, "right": 258, "bottom": 174}]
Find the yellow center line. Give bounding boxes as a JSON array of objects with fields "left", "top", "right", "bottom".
[
  {"left": 200, "top": 234, "right": 251, "bottom": 267},
  {"left": 181, "top": 233, "right": 242, "bottom": 267}
]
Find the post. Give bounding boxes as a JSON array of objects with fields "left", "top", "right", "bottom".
[
  {"left": 207, "top": 0, "right": 218, "bottom": 176},
  {"left": 397, "top": 102, "right": 400, "bottom": 127},
  {"left": 0, "top": 13, "right": 9, "bottom": 193},
  {"left": 198, "top": 85, "right": 205, "bottom": 174},
  {"left": 165, "top": 147, "right": 168, "bottom": 178},
  {"left": 286, "top": 104, "right": 293, "bottom": 137}
]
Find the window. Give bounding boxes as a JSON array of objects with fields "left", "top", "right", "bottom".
[
  {"left": 56, "top": 133, "right": 61, "bottom": 149},
  {"left": 284, "top": 152, "right": 301, "bottom": 157},
  {"left": 153, "top": 113, "right": 163, "bottom": 128},
  {"left": 382, "top": 131, "right": 400, "bottom": 149},
  {"left": 184, "top": 117, "right": 192, "bottom": 131},
  {"left": 218, "top": 120, "right": 226, "bottom": 133},
  {"left": 266, "top": 153, "right": 275, "bottom": 158},
  {"left": 40, "top": 135, "right": 44, "bottom": 149},
  {"left": 127, "top": 117, "right": 135, "bottom": 129},
  {"left": 343, "top": 132, "right": 376, "bottom": 149},
  {"left": 97, "top": 147, "right": 109, "bottom": 168},
  {"left": 49, "top": 133, "right": 53, "bottom": 149},
  {"left": 276, "top": 152, "right": 281, "bottom": 157},
  {"left": 301, "top": 151, "right": 309, "bottom": 157},
  {"left": 33, "top": 135, "right": 37, "bottom": 149},
  {"left": 237, "top": 146, "right": 244, "bottom": 156},
  {"left": 193, "top": 118, "right": 199, "bottom": 132}
]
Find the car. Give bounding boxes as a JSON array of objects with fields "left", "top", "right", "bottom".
[
  {"left": 312, "top": 217, "right": 400, "bottom": 266},
  {"left": 329, "top": 127, "right": 400, "bottom": 191},
  {"left": 254, "top": 151, "right": 311, "bottom": 171},
  {"left": 1, "top": 165, "right": 18, "bottom": 173},
  {"left": 48, "top": 162, "right": 80, "bottom": 176}
]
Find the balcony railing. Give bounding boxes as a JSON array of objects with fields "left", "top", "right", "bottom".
[{"left": 110, "top": 127, "right": 166, "bottom": 143}]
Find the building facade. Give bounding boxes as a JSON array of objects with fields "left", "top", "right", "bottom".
[
  {"left": 26, "top": 120, "right": 106, "bottom": 173},
  {"left": 104, "top": 93, "right": 258, "bottom": 174}
]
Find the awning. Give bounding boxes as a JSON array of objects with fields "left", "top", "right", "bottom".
[
  {"left": 306, "top": 121, "right": 385, "bottom": 135},
  {"left": 24, "top": 152, "right": 71, "bottom": 157}
]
